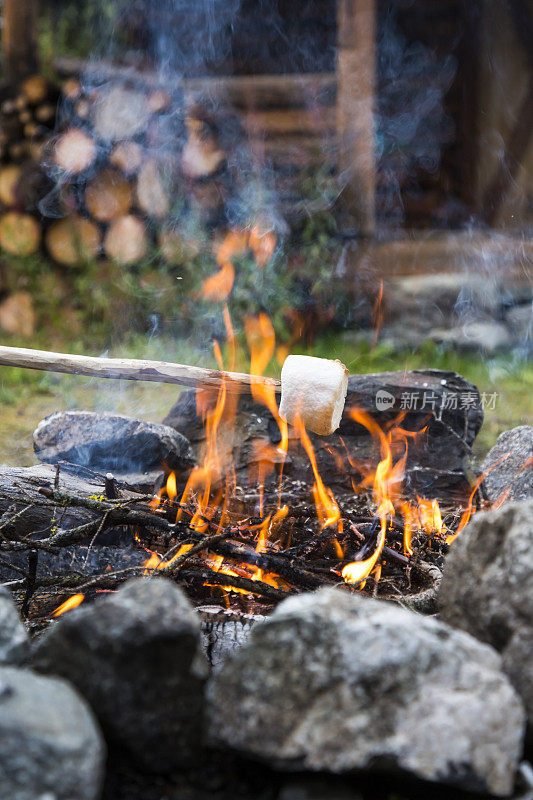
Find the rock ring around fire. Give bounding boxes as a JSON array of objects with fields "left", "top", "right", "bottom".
[{"left": 206, "top": 588, "right": 525, "bottom": 797}]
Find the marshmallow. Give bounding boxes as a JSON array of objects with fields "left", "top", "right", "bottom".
[{"left": 279, "top": 355, "right": 349, "bottom": 436}]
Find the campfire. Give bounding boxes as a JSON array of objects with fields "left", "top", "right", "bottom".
[
  {"left": 0, "top": 2, "right": 532, "bottom": 797},
  {"left": 0, "top": 276, "right": 495, "bottom": 622}
]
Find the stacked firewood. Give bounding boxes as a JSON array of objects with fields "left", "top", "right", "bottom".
[
  {"left": 0, "top": 75, "right": 59, "bottom": 257},
  {"left": 48, "top": 78, "right": 241, "bottom": 267},
  {"left": 0, "top": 73, "right": 239, "bottom": 265}
]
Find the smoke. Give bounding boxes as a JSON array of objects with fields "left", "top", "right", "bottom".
[{"left": 41, "top": 1, "right": 531, "bottom": 371}]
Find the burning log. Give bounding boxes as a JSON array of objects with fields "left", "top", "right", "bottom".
[{"left": 165, "top": 369, "right": 483, "bottom": 502}]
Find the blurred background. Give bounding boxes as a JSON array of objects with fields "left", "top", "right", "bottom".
[{"left": 0, "top": 0, "right": 531, "bottom": 462}]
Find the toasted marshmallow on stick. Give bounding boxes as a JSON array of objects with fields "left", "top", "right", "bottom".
[{"left": 279, "top": 355, "right": 349, "bottom": 436}]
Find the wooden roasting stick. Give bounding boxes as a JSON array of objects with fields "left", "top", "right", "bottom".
[{"left": 0, "top": 345, "right": 281, "bottom": 394}]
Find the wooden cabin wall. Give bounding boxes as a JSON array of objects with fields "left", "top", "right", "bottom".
[
  {"left": 474, "top": 0, "right": 533, "bottom": 231},
  {"left": 44, "top": 0, "right": 533, "bottom": 233},
  {"left": 112, "top": 0, "right": 467, "bottom": 230}
]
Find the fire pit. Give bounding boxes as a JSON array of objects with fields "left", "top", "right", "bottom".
[
  {"left": 0, "top": 3, "right": 532, "bottom": 798},
  {"left": 0, "top": 310, "right": 488, "bottom": 632}
]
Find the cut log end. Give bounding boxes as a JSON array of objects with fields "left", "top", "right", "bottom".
[
  {"left": 159, "top": 228, "right": 202, "bottom": 265},
  {"left": 146, "top": 89, "right": 172, "bottom": 114},
  {"left": 85, "top": 168, "right": 133, "bottom": 222},
  {"left": 104, "top": 214, "right": 148, "bottom": 264},
  {"left": 21, "top": 75, "right": 49, "bottom": 105},
  {"left": 54, "top": 128, "right": 97, "bottom": 175},
  {"left": 0, "top": 164, "right": 22, "bottom": 207},
  {"left": 45, "top": 216, "right": 100, "bottom": 267},
  {"left": 109, "top": 141, "right": 143, "bottom": 175},
  {"left": 0, "top": 212, "right": 41, "bottom": 256},
  {"left": 136, "top": 160, "right": 171, "bottom": 219},
  {"left": 181, "top": 118, "right": 225, "bottom": 180},
  {"left": 62, "top": 78, "right": 82, "bottom": 101}
]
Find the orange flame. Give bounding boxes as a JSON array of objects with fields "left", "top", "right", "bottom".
[
  {"left": 143, "top": 543, "right": 194, "bottom": 573},
  {"left": 138, "top": 301, "right": 496, "bottom": 600},
  {"left": 417, "top": 496, "right": 443, "bottom": 535},
  {"left": 245, "top": 312, "right": 289, "bottom": 506},
  {"left": 295, "top": 415, "right": 341, "bottom": 531},
  {"left": 341, "top": 408, "right": 407, "bottom": 586},
  {"left": 53, "top": 593, "right": 85, "bottom": 617},
  {"left": 445, "top": 451, "right": 515, "bottom": 545},
  {"left": 202, "top": 225, "right": 276, "bottom": 302},
  {"left": 276, "top": 309, "right": 305, "bottom": 366},
  {"left": 216, "top": 229, "right": 248, "bottom": 266},
  {"left": 402, "top": 501, "right": 415, "bottom": 556},
  {"left": 202, "top": 260, "right": 235, "bottom": 301}
]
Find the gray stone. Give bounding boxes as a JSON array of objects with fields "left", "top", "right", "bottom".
[
  {"left": 439, "top": 499, "right": 533, "bottom": 728},
  {"left": 34, "top": 410, "right": 194, "bottom": 476},
  {"left": 0, "top": 665, "right": 105, "bottom": 800},
  {"left": 33, "top": 577, "right": 208, "bottom": 773},
  {"left": 481, "top": 427, "right": 533, "bottom": 503},
  {"left": 0, "top": 587, "right": 29, "bottom": 665},
  {"left": 390, "top": 273, "right": 501, "bottom": 322},
  {"left": 206, "top": 588, "right": 524, "bottom": 797},
  {"left": 430, "top": 320, "right": 512, "bottom": 354}
]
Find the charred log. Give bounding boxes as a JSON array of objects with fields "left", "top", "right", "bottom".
[{"left": 164, "top": 369, "right": 483, "bottom": 503}]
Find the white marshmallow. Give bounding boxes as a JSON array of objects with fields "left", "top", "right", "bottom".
[{"left": 279, "top": 355, "right": 349, "bottom": 436}]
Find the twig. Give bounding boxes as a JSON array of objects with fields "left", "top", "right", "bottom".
[
  {"left": 206, "top": 540, "right": 330, "bottom": 590},
  {"left": 0, "top": 556, "right": 28, "bottom": 578},
  {"left": 161, "top": 529, "right": 235, "bottom": 576},
  {"left": 179, "top": 567, "right": 292, "bottom": 602},
  {"left": 21, "top": 550, "right": 38, "bottom": 617},
  {"left": 82, "top": 510, "right": 113, "bottom": 568}
]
